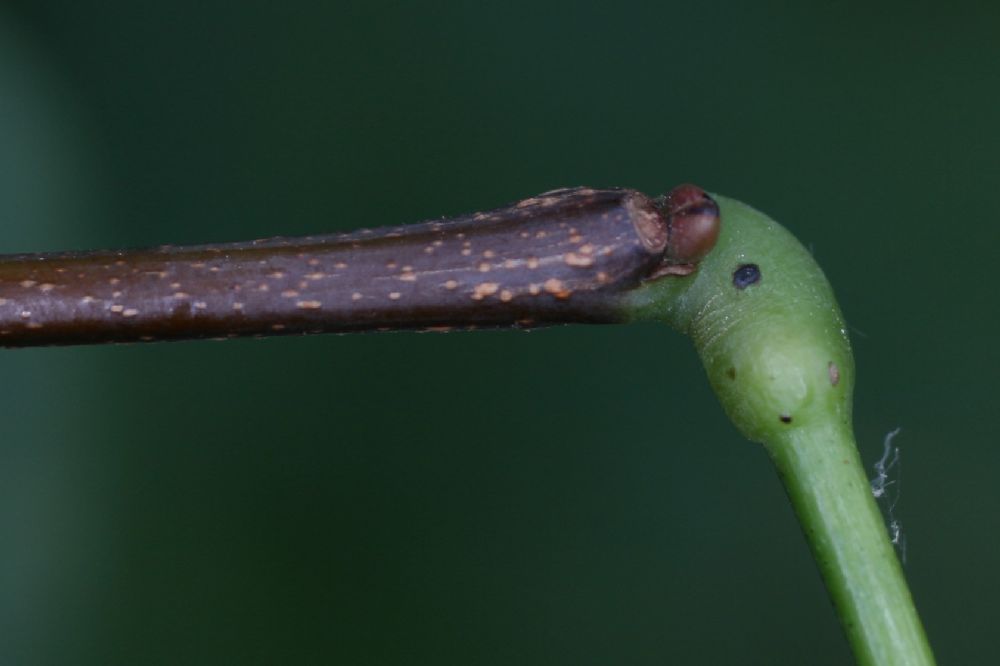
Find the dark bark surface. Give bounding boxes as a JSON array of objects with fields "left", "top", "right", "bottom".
[{"left": 0, "top": 186, "right": 717, "bottom": 346}]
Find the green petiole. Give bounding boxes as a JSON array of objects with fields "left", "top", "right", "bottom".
[{"left": 628, "top": 195, "right": 934, "bottom": 665}]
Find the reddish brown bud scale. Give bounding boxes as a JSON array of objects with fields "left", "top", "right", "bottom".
[
  {"left": 662, "top": 184, "right": 721, "bottom": 264},
  {"left": 0, "top": 184, "right": 720, "bottom": 347}
]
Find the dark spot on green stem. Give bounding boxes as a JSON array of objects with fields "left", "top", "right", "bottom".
[
  {"left": 733, "top": 263, "right": 761, "bottom": 289},
  {"left": 779, "top": 414, "right": 793, "bottom": 424}
]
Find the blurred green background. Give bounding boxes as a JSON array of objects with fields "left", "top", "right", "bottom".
[{"left": 1, "top": 2, "right": 996, "bottom": 664}]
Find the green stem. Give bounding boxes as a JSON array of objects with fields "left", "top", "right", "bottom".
[
  {"left": 629, "top": 195, "right": 934, "bottom": 664},
  {"left": 768, "top": 421, "right": 933, "bottom": 665}
]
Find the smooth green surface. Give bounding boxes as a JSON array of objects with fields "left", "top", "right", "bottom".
[
  {"left": 632, "top": 197, "right": 932, "bottom": 664},
  {"left": 1, "top": 3, "right": 997, "bottom": 665},
  {"left": 771, "top": 422, "right": 932, "bottom": 666}
]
